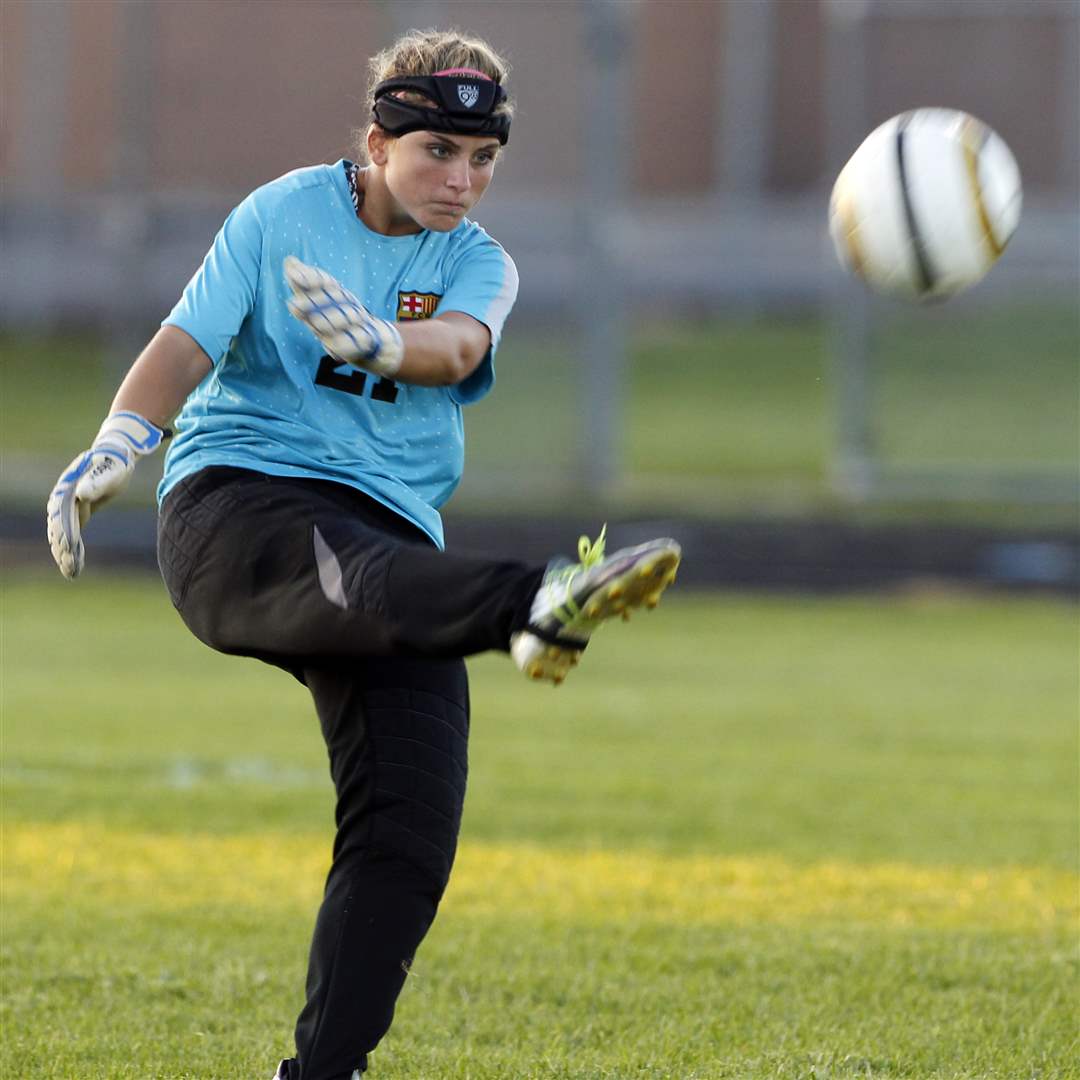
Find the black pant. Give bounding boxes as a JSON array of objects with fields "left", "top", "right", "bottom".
[{"left": 158, "top": 467, "right": 544, "bottom": 1079}]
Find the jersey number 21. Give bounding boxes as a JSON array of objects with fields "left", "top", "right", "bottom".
[{"left": 314, "top": 355, "right": 399, "bottom": 403}]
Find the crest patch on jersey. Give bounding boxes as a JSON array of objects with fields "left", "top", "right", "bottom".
[{"left": 397, "top": 292, "right": 441, "bottom": 320}]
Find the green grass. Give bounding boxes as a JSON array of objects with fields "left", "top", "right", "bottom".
[
  {"left": 627, "top": 320, "right": 830, "bottom": 482},
  {"left": 875, "top": 302, "right": 1079, "bottom": 468},
  {"left": 1, "top": 336, "right": 122, "bottom": 457},
  {"left": 3, "top": 572, "right": 1077, "bottom": 1078},
  {"left": 4, "top": 302, "right": 1076, "bottom": 520}
]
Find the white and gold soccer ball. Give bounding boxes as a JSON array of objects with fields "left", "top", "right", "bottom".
[{"left": 828, "top": 108, "right": 1022, "bottom": 302}]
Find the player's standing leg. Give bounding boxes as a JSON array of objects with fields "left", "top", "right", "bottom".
[{"left": 279, "top": 654, "right": 469, "bottom": 1078}]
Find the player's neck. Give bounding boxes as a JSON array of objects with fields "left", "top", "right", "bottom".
[{"left": 356, "top": 166, "right": 424, "bottom": 237}]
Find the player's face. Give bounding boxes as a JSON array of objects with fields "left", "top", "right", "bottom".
[{"left": 383, "top": 130, "right": 501, "bottom": 232}]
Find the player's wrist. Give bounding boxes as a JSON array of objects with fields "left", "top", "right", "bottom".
[
  {"left": 345, "top": 318, "right": 403, "bottom": 378},
  {"left": 91, "top": 411, "right": 169, "bottom": 462}
]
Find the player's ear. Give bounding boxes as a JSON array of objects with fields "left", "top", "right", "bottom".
[{"left": 367, "top": 124, "right": 391, "bottom": 166}]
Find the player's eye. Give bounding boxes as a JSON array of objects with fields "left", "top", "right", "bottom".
[
  {"left": 428, "top": 144, "right": 451, "bottom": 159},
  {"left": 474, "top": 152, "right": 495, "bottom": 166}
]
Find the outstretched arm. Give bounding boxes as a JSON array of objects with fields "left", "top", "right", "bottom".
[
  {"left": 46, "top": 327, "right": 212, "bottom": 579},
  {"left": 109, "top": 326, "right": 213, "bottom": 425}
]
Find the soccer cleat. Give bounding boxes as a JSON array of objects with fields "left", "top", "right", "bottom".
[
  {"left": 272, "top": 1061, "right": 362, "bottom": 1079},
  {"left": 511, "top": 527, "right": 681, "bottom": 685}
]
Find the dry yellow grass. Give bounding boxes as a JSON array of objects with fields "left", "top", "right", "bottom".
[{"left": 6, "top": 821, "right": 1074, "bottom": 933}]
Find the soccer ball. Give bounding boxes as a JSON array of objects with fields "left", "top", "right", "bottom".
[{"left": 828, "top": 108, "right": 1022, "bottom": 302}]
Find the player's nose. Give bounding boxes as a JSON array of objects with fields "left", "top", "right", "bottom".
[{"left": 445, "top": 162, "right": 470, "bottom": 192}]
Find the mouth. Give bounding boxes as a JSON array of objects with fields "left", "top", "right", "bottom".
[{"left": 433, "top": 202, "right": 467, "bottom": 212}]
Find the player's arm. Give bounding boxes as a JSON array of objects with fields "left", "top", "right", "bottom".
[
  {"left": 110, "top": 326, "right": 213, "bottom": 424},
  {"left": 283, "top": 257, "right": 488, "bottom": 388},
  {"left": 46, "top": 327, "right": 211, "bottom": 579},
  {"left": 393, "top": 312, "right": 490, "bottom": 386}
]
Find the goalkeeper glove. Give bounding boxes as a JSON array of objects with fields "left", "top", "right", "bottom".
[
  {"left": 46, "top": 411, "right": 167, "bottom": 579},
  {"left": 284, "top": 256, "right": 404, "bottom": 378}
]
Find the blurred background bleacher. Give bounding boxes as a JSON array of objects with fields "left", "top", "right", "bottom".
[{"left": 2, "top": 0, "right": 1078, "bottom": 589}]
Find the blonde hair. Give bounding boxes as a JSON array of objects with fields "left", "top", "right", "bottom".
[
  {"left": 354, "top": 29, "right": 513, "bottom": 163},
  {"left": 367, "top": 28, "right": 513, "bottom": 117}
]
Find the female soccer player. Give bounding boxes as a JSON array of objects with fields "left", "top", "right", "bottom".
[{"left": 47, "top": 29, "right": 679, "bottom": 1080}]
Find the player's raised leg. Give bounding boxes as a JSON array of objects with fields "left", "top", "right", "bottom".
[{"left": 159, "top": 470, "right": 680, "bottom": 683}]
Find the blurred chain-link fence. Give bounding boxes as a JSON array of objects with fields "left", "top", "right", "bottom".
[{"left": 3, "top": 0, "right": 1077, "bottom": 515}]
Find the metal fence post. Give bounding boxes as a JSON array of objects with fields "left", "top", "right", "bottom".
[
  {"left": 824, "top": 0, "right": 876, "bottom": 499},
  {"left": 580, "top": 0, "right": 632, "bottom": 499}
]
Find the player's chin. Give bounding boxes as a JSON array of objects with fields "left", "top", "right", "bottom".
[{"left": 420, "top": 204, "right": 468, "bottom": 231}]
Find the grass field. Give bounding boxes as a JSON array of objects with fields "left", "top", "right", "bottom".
[{"left": 2, "top": 572, "right": 1077, "bottom": 1078}]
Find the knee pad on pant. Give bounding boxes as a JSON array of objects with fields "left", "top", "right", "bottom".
[{"left": 364, "top": 680, "right": 469, "bottom": 892}]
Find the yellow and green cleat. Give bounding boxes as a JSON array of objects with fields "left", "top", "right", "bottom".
[{"left": 510, "top": 526, "right": 681, "bottom": 685}]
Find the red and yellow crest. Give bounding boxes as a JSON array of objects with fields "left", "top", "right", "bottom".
[{"left": 397, "top": 291, "right": 441, "bottom": 320}]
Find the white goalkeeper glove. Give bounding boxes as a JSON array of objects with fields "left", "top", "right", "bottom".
[
  {"left": 46, "top": 411, "right": 167, "bottom": 579},
  {"left": 284, "top": 256, "right": 404, "bottom": 378}
]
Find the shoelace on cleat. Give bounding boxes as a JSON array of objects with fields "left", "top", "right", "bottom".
[
  {"left": 527, "top": 525, "right": 611, "bottom": 646},
  {"left": 548, "top": 524, "right": 607, "bottom": 587},
  {"left": 544, "top": 522, "right": 604, "bottom": 591},
  {"left": 577, "top": 524, "right": 607, "bottom": 568}
]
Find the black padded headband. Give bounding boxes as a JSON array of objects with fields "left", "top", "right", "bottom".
[{"left": 372, "top": 74, "right": 510, "bottom": 145}]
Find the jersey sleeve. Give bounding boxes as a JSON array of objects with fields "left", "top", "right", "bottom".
[
  {"left": 162, "top": 191, "right": 265, "bottom": 365},
  {"left": 437, "top": 240, "right": 519, "bottom": 405}
]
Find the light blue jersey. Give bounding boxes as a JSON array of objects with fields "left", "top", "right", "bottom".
[{"left": 160, "top": 161, "right": 518, "bottom": 548}]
